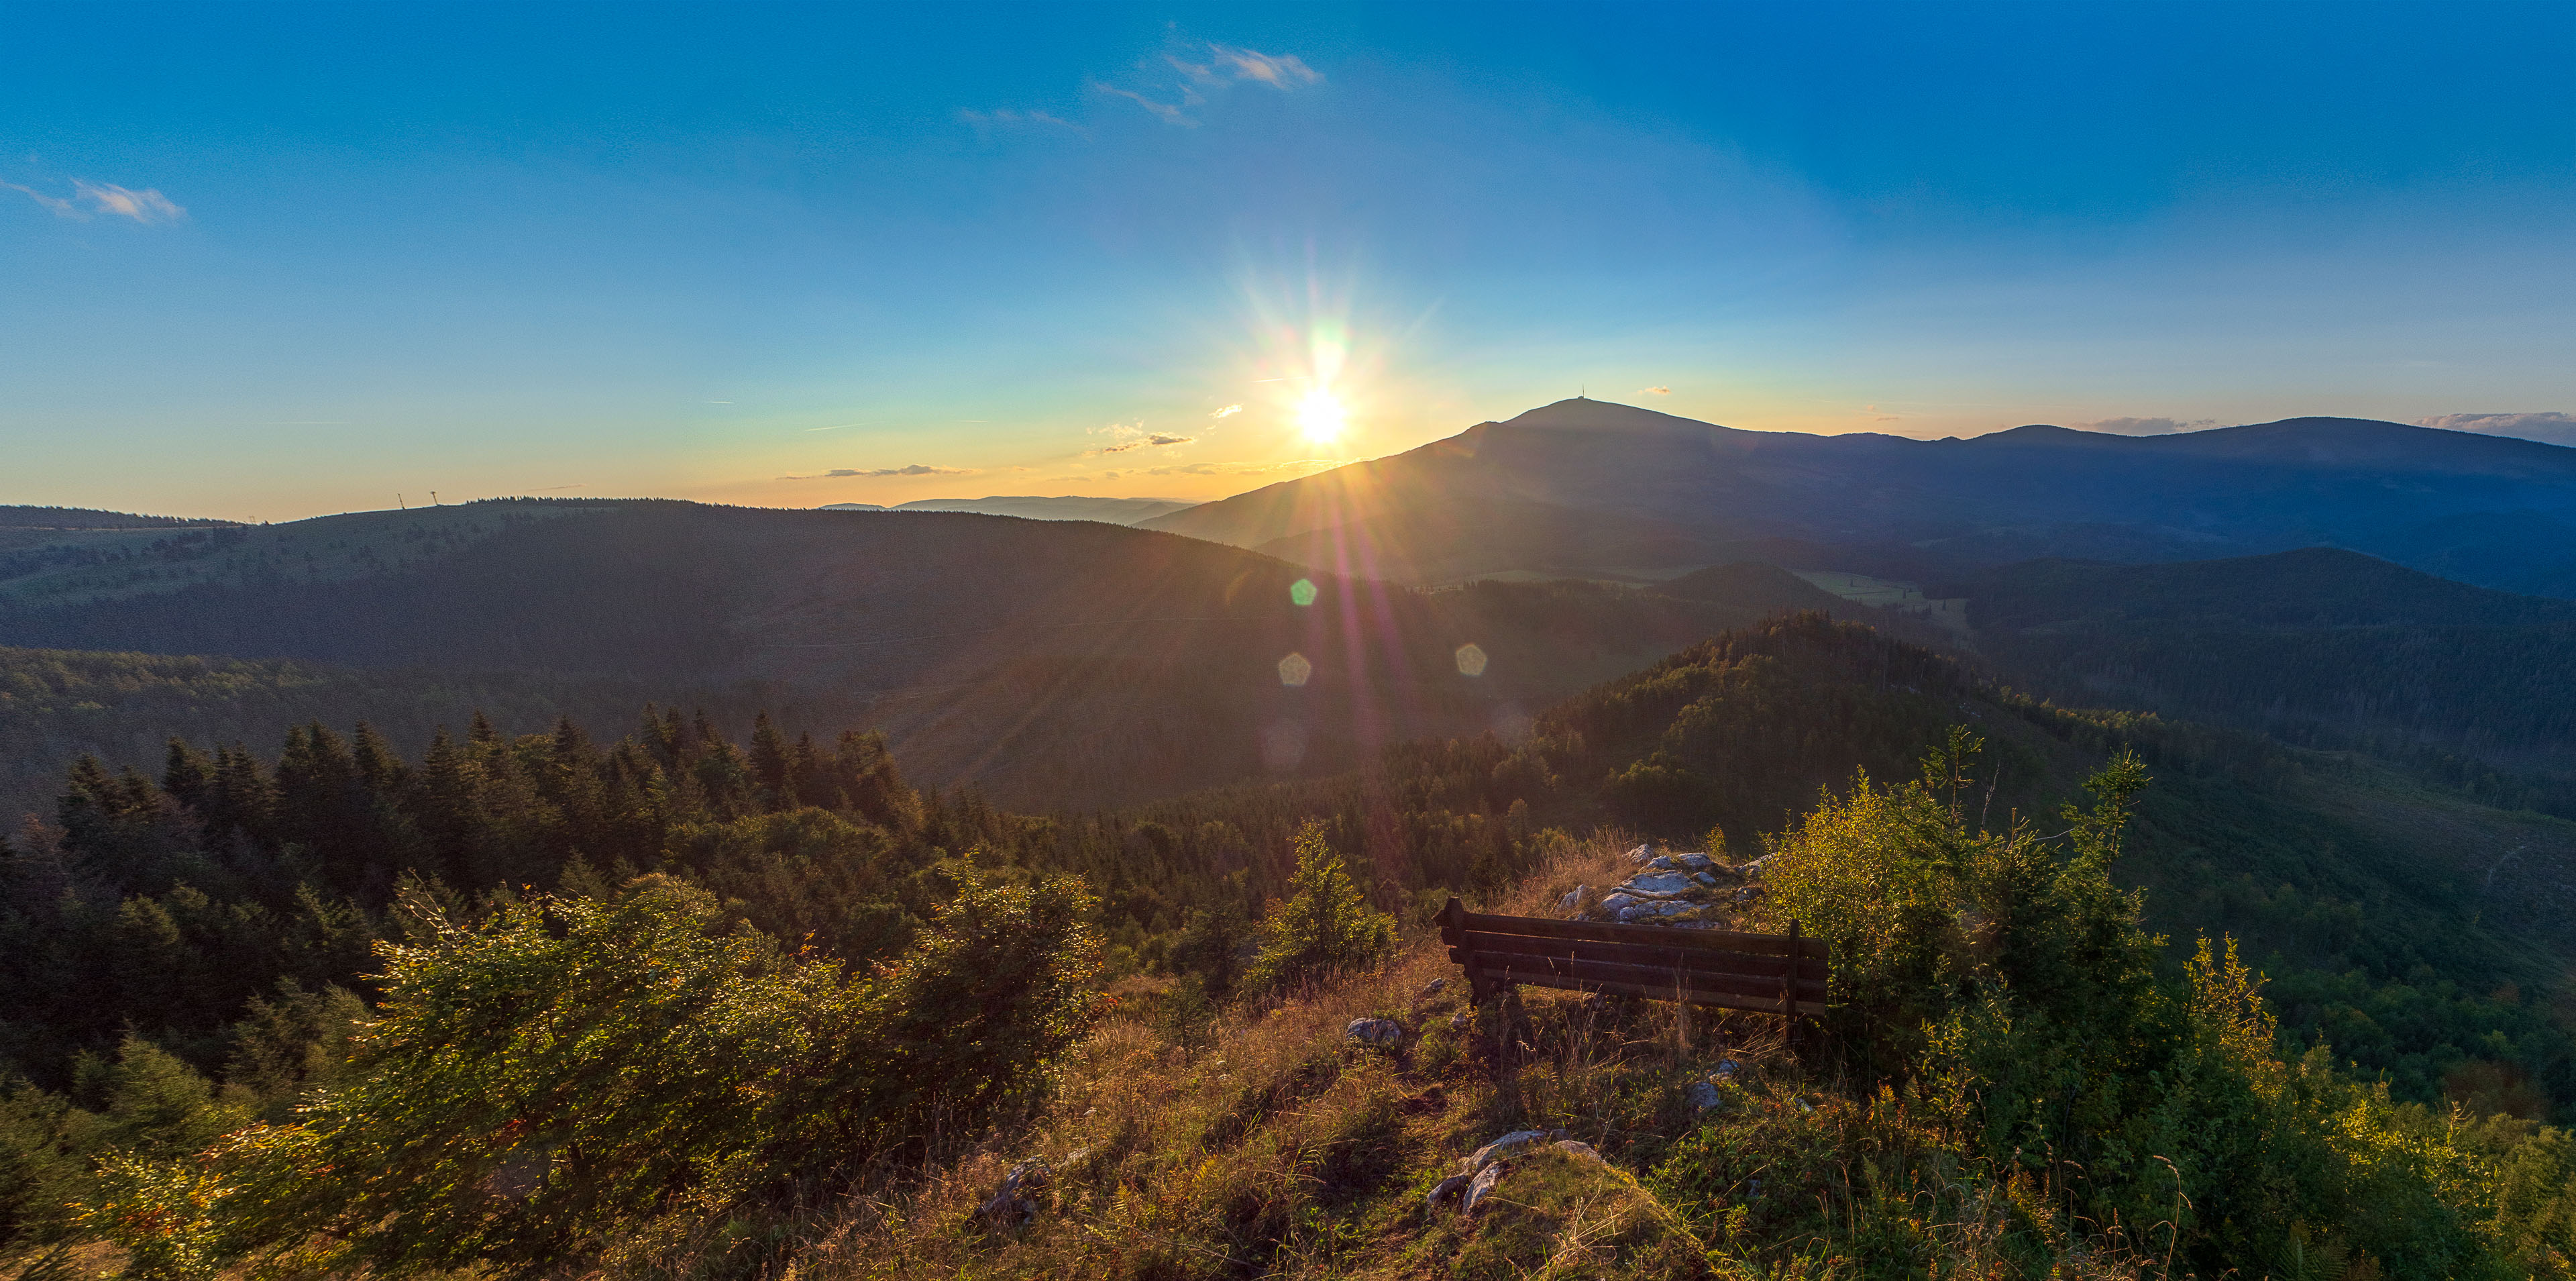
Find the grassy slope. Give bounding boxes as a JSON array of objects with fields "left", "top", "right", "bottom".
[{"left": 800, "top": 839, "right": 2150, "bottom": 1281}]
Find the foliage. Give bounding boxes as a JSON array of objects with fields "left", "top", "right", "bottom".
[
  {"left": 1244, "top": 823, "right": 1396, "bottom": 995},
  {"left": 82, "top": 873, "right": 1102, "bottom": 1278}
]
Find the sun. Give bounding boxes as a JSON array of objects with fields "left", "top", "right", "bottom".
[{"left": 1296, "top": 387, "right": 1347, "bottom": 444}]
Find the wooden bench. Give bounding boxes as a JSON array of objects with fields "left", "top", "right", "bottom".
[{"left": 1438, "top": 896, "right": 1827, "bottom": 1031}]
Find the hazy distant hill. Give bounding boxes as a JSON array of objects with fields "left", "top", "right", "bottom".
[
  {"left": 0, "top": 505, "right": 241, "bottom": 529},
  {"left": 1945, "top": 548, "right": 2576, "bottom": 780},
  {"left": 883, "top": 495, "right": 1197, "bottom": 524},
  {"left": 0, "top": 499, "right": 1845, "bottom": 808},
  {"left": 1143, "top": 399, "right": 2576, "bottom": 595},
  {"left": 818, "top": 496, "right": 1197, "bottom": 524}
]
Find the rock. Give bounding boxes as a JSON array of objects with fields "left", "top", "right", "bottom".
[
  {"left": 1693, "top": 871, "right": 1720, "bottom": 888},
  {"left": 1424, "top": 1173, "right": 1470, "bottom": 1216},
  {"left": 1686, "top": 1079, "right": 1721, "bottom": 1110},
  {"left": 1460, "top": 1129, "right": 1550, "bottom": 1176},
  {"left": 1557, "top": 884, "right": 1587, "bottom": 913},
  {"left": 1346, "top": 1017, "right": 1403, "bottom": 1048},
  {"left": 1617, "top": 872, "right": 1701, "bottom": 897},
  {"left": 1735, "top": 854, "right": 1776, "bottom": 880},
  {"left": 1670, "top": 852, "right": 1715, "bottom": 872},
  {"left": 1617, "top": 899, "right": 1699, "bottom": 923},
  {"left": 1062, "top": 1147, "right": 1094, "bottom": 1176},
  {"left": 1554, "top": 1139, "right": 1603, "bottom": 1161},
  {"left": 1715, "top": 1058, "right": 1741, "bottom": 1080},
  {"left": 1449, "top": 1011, "right": 1470, "bottom": 1030},
  {"left": 1731, "top": 884, "right": 1766, "bottom": 906},
  {"left": 1462, "top": 1160, "right": 1508, "bottom": 1214},
  {"left": 1597, "top": 892, "right": 1642, "bottom": 917},
  {"left": 1644, "top": 854, "right": 1679, "bottom": 872},
  {"left": 977, "top": 1160, "right": 1051, "bottom": 1233},
  {"left": 1625, "top": 843, "right": 1655, "bottom": 864},
  {"left": 1416, "top": 977, "right": 1447, "bottom": 1001}
]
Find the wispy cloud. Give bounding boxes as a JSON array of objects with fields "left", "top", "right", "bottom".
[
  {"left": 1211, "top": 404, "right": 1244, "bottom": 419},
  {"left": 1171, "top": 44, "right": 1322, "bottom": 89},
  {"left": 1094, "top": 83, "right": 1195, "bottom": 126},
  {"left": 1640, "top": 386, "right": 1670, "bottom": 396},
  {"left": 1106, "top": 41, "right": 1319, "bottom": 125},
  {"left": 778, "top": 464, "right": 976, "bottom": 480},
  {"left": 959, "top": 107, "right": 1087, "bottom": 138},
  {"left": 1083, "top": 421, "right": 1199, "bottom": 456},
  {"left": 2080, "top": 415, "right": 2218, "bottom": 436},
  {"left": 5, "top": 177, "right": 186, "bottom": 224},
  {"left": 1092, "top": 433, "right": 1194, "bottom": 456},
  {"left": 2418, "top": 411, "right": 2576, "bottom": 448}
]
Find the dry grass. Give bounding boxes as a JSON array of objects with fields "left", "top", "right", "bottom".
[{"left": 619, "top": 831, "right": 2152, "bottom": 1281}]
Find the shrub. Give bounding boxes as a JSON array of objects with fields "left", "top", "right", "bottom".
[
  {"left": 1242, "top": 823, "right": 1395, "bottom": 996},
  {"left": 85, "top": 872, "right": 1103, "bottom": 1278}
]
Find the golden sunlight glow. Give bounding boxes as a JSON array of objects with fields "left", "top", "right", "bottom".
[{"left": 1296, "top": 387, "right": 1347, "bottom": 444}]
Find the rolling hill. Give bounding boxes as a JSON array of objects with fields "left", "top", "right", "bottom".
[
  {"left": 1940, "top": 547, "right": 2576, "bottom": 785},
  {"left": 0, "top": 499, "right": 1854, "bottom": 811},
  {"left": 878, "top": 495, "right": 1197, "bottom": 523},
  {"left": 1143, "top": 398, "right": 2576, "bottom": 593}
]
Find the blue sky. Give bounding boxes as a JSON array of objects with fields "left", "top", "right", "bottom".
[{"left": 4, "top": 1, "right": 2572, "bottom": 521}]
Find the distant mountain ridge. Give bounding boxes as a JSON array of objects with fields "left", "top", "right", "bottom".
[
  {"left": 822, "top": 495, "right": 1197, "bottom": 525},
  {"left": 0, "top": 505, "right": 241, "bottom": 529},
  {"left": 1142, "top": 399, "right": 2576, "bottom": 595},
  {"left": 0, "top": 499, "right": 1825, "bottom": 807}
]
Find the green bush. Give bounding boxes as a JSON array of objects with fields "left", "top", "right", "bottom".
[{"left": 1243, "top": 823, "right": 1394, "bottom": 996}]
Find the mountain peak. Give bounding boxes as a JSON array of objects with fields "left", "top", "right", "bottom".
[{"left": 1499, "top": 397, "right": 1741, "bottom": 434}]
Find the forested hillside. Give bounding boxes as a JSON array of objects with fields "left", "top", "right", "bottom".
[
  {"left": 9, "top": 615, "right": 2576, "bottom": 1277},
  {"left": 1946, "top": 548, "right": 2576, "bottom": 789}
]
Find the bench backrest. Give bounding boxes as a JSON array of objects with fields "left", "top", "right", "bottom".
[{"left": 1438, "top": 896, "right": 1827, "bottom": 1019}]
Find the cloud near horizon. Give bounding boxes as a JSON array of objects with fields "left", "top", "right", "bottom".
[
  {"left": 2417, "top": 412, "right": 2576, "bottom": 448},
  {"left": 1092, "top": 433, "right": 1193, "bottom": 455},
  {"left": 779, "top": 464, "right": 975, "bottom": 479},
  {"left": 2081, "top": 415, "right": 2220, "bottom": 435},
  {"left": 5, "top": 177, "right": 187, "bottom": 223},
  {"left": 1640, "top": 386, "right": 1670, "bottom": 395}
]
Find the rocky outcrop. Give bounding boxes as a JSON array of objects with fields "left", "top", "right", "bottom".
[
  {"left": 1566, "top": 845, "right": 1771, "bottom": 927},
  {"left": 1346, "top": 1017, "right": 1404, "bottom": 1048}
]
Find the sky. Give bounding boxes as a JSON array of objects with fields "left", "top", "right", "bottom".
[{"left": 4, "top": 1, "right": 2573, "bottom": 522}]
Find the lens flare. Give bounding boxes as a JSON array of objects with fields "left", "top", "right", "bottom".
[{"left": 1296, "top": 387, "right": 1346, "bottom": 444}]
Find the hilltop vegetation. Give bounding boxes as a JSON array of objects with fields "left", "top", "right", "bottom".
[{"left": 0, "top": 508, "right": 239, "bottom": 531}]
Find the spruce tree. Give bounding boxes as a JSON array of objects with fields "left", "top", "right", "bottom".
[{"left": 1244, "top": 823, "right": 1393, "bottom": 995}]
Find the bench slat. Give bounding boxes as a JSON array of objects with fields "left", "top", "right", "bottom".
[
  {"left": 1472, "top": 962, "right": 1829, "bottom": 1017},
  {"left": 1470, "top": 954, "right": 1826, "bottom": 1005},
  {"left": 1455, "top": 930, "right": 1817, "bottom": 980},
  {"left": 1449, "top": 909, "right": 1825, "bottom": 960}
]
